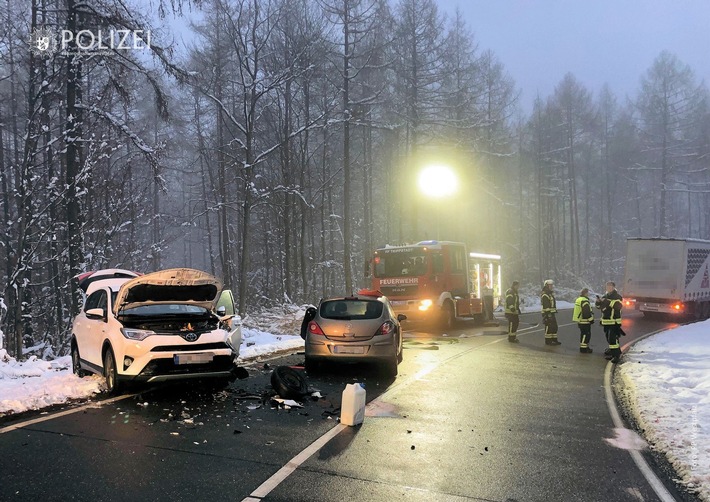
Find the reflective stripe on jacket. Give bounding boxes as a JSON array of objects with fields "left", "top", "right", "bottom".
[
  {"left": 505, "top": 289, "right": 520, "bottom": 315},
  {"left": 541, "top": 291, "right": 557, "bottom": 314},
  {"left": 596, "top": 290, "right": 623, "bottom": 325},
  {"left": 572, "top": 296, "right": 594, "bottom": 324}
]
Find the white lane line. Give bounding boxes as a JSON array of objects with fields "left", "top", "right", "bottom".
[
  {"left": 241, "top": 334, "right": 512, "bottom": 501},
  {"left": 604, "top": 328, "right": 677, "bottom": 502},
  {"left": 244, "top": 423, "right": 348, "bottom": 500},
  {"left": 0, "top": 393, "right": 136, "bottom": 435}
]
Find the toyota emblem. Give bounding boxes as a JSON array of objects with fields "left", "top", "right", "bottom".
[
  {"left": 185, "top": 332, "right": 198, "bottom": 342},
  {"left": 345, "top": 323, "right": 352, "bottom": 330}
]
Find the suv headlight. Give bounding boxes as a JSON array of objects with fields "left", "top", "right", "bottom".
[{"left": 121, "top": 328, "right": 154, "bottom": 341}]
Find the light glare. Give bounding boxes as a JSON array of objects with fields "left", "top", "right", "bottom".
[{"left": 418, "top": 165, "right": 458, "bottom": 198}]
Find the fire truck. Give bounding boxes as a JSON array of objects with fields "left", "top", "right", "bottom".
[{"left": 369, "top": 240, "right": 502, "bottom": 328}]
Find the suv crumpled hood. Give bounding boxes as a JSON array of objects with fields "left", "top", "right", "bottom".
[{"left": 114, "top": 268, "right": 223, "bottom": 313}]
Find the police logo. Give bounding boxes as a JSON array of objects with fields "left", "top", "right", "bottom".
[
  {"left": 29, "top": 27, "right": 57, "bottom": 57},
  {"left": 184, "top": 332, "right": 198, "bottom": 342}
]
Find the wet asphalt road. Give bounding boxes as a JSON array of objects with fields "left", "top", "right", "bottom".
[{"left": 0, "top": 311, "right": 692, "bottom": 502}]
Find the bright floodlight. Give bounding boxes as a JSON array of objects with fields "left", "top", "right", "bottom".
[{"left": 418, "top": 165, "right": 458, "bottom": 198}]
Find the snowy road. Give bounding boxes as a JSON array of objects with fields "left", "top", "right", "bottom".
[{"left": 0, "top": 312, "right": 693, "bottom": 501}]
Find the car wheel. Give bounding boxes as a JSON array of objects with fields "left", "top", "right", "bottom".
[
  {"left": 71, "top": 342, "right": 86, "bottom": 378},
  {"left": 103, "top": 349, "right": 123, "bottom": 395},
  {"left": 271, "top": 366, "right": 308, "bottom": 399},
  {"left": 382, "top": 355, "right": 398, "bottom": 378},
  {"left": 304, "top": 358, "right": 321, "bottom": 375}
]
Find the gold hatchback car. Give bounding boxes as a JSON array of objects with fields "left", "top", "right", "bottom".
[{"left": 301, "top": 292, "right": 406, "bottom": 377}]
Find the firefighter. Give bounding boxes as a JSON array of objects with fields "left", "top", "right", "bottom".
[
  {"left": 596, "top": 281, "right": 623, "bottom": 363},
  {"left": 573, "top": 288, "right": 594, "bottom": 353},
  {"left": 505, "top": 281, "right": 521, "bottom": 343},
  {"left": 541, "top": 280, "right": 561, "bottom": 345}
]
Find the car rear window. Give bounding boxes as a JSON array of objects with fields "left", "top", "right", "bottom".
[{"left": 320, "top": 300, "right": 383, "bottom": 320}]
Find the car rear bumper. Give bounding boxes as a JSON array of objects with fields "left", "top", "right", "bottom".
[{"left": 305, "top": 334, "right": 396, "bottom": 361}]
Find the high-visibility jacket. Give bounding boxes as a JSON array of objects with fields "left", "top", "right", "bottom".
[
  {"left": 541, "top": 289, "right": 557, "bottom": 315},
  {"left": 596, "top": 290, "right": 623, "bottom": 325},
  {"left": 505, "top": 288, "right": 520, "bottom": 315},
  {"left": 573, "top": 296, "right": 594, "bottom": 324}
]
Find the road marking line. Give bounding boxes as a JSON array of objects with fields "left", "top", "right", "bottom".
[
  {"left": 241, "top": 333, "right": 512, "bottom": 501},
  {"left": 604, "top": 328, "right": 677, "bottom": 502},
  {"left": 244, "top": 423, "right": 348, "bottom": 500},
  {"left": 0, "top": 393, "right": 136, "bottom": 435}
]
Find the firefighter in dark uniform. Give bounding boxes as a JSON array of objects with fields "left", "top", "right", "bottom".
[
  {"left": 505, "top": 281, "right": 521, "bottom": 343},
  {"left": 596, "top": 281, "right": 623, "bottom": 363},
  {"left": 573, "top": 288, "right": 594, "bottom": 353},
  {"left": 541, "top": 279, "right": 561, "bottom": 345}
]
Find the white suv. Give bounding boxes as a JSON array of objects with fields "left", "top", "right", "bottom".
[{"left": 71, "top": 268, "right": 242, "bottom": 393}]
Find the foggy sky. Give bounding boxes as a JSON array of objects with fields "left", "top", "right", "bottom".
[{"left": 438, "top": 0, "right": 710, "bottom": 111}]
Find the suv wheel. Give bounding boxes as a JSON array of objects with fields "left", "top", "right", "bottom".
[
  {"left": 103, "top": 349, "right": 123, "bottom": 395},
  {"left": 71, "top": 342, "right": 86, "bottom": 378}
]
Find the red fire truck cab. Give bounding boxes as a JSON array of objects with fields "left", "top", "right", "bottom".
[{"left": 369, "top": 241, "right": 502, "bottom": 328}]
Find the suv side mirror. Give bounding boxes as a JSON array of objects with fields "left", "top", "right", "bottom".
[
  {"left": 397, "top": 314, "right": 407, "bottom": 322},
  {"left": 86, "top": 308, "right": 106, "bottom": 321},
  {"left": 216, "top": 306, "right": 226, "bottom": 317}
]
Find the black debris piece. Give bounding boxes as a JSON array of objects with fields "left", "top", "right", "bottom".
[{"left": 271, "top": 366, "right": 309, "bottom": 399}]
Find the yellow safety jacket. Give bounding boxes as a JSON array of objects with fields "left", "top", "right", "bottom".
[{"left": 572, "top": 296, "right": 594, "bottom": 324}]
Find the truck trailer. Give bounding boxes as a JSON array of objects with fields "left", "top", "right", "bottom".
[{"left": 623, "top": 238, "right": 710, "bottom": 320}]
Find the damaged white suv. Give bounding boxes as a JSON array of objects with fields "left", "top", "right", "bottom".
[{"left": 71, "top": 268, "right": 242, "bottom": 393}]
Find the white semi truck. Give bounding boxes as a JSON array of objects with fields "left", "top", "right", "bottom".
[{"left": 623, "top": 238, "right": 710, "bottom": 320}]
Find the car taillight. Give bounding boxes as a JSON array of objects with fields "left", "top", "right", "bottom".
[
  {"left": 308, "top": 321, "right": 325, "bottom": 335},
  {"left": 376, "top": 321, "right": 395, "bottom": 336},
  {"left": 673, "top": 303, "right": 683, "bottom": 311}
]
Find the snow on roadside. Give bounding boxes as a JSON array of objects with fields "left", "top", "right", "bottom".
[
  {"left": 0, "top": 349, "right": 103, "bottom": 416},
  {"left": 238, "top": 326, "right": 304, "bottom": 361},
  {"left": 616, "top": 320, "right": 710, "bottom": 501}
]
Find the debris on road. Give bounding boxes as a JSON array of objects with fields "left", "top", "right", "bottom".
[
  {"left": 271, "top": 397, "right": 303, "bottom": 409},
  {"left": 270, "top": 366, "right": 309, "bottom": 399}
]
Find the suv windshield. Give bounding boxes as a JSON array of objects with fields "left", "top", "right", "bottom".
[
  {"left": 119, "top": 304, "right": 209, "bottom": 317},
  {"left": 374, "top": 250, "right": 428, "bottom": 277},
  {"left": 320, "top": 300, "right": 383, "bottom": 320}
]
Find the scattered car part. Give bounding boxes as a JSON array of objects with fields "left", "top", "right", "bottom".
[{"left": 270, "top": 365, "right": 308, "bottom": 399}]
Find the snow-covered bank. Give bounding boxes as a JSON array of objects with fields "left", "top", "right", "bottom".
[
  {"left": 0, "top": 350, "right": 103, "bottom": 416},
  {"left": 616, "top": 320, "right": 710, "bottom": 501}
]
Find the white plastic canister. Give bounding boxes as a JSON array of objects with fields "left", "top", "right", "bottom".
[{"left": 340, "top": 383, "right": 366, "bottom": 426}]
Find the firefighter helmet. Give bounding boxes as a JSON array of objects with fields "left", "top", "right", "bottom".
[{"left": 543, "top": 279, "right": 554, "bottom": 287}]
